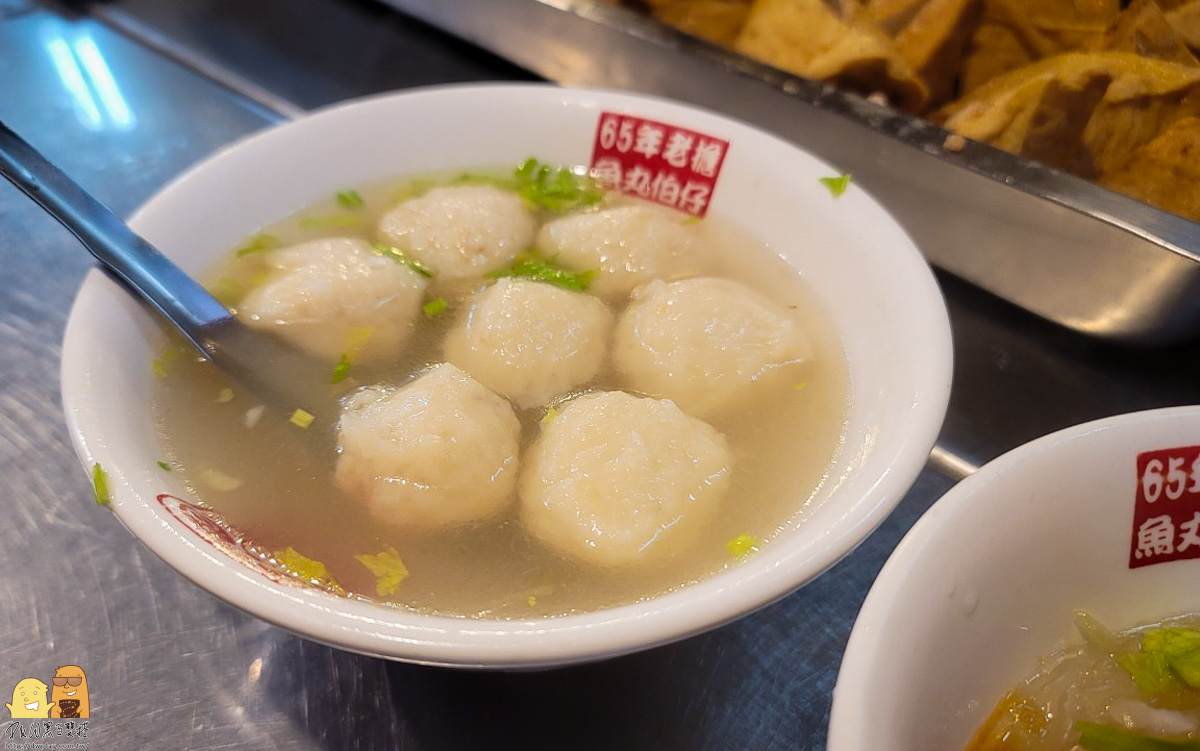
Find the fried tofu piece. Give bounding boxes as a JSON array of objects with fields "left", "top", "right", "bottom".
[
  {"left": 645, "top": 0, "right": 754, "bottom": 45},
  {"left": 959, "top": 0, "right": 1121, "bottom": 93},
  {"left": 1100, "top": 115, "right": 1200, "bottom": 220},
  {"left": 943, "top": 52, "right": 1200, "bottom": 176},
  {"left": 734, "top": 0, "right": 929, "bottom": 111},
  {"left": 1092, "top": 0, "right": 1200, "bottom": 66},
  {"left": 891, "top": 0, "right": 985, "bottom": 107},
  {"left": 1165, "top": 1, "right": 1200, "bottom": 50},
  {"left": 940, "top": 56, "right": 1112, "bottom": 174},
  {"left": 867, "top": 0, "right": 927, "bottom": 34},
  {"left": 1085, "top": 53, "right": 1200, "bottom": 173}
]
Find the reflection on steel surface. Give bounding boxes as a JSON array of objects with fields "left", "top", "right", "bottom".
[{"left": 382, "top": 0, "right": 1200, "bottom": 344}]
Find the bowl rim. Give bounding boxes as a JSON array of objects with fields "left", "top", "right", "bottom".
[
  {"left": 828, "top": 404, "right": 1200, "bottom": 747},
  {"left": 60, "top": 81, "right": 953, "bottom": 668}
]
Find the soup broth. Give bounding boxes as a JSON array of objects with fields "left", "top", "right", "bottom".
[
  {"left": 152, "top": 164, "right": 849, "bottom": 618},
  {"left": 966, "top": 612, "right": 1200, "bottom": 750}
]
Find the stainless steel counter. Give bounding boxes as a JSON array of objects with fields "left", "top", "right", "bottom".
[{"left": 2, "top": 1, "right": 1200, "bottom": 748}]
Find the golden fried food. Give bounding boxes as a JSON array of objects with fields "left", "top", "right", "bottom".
[
  {"left": 644, "top": 0, "right": 753, "bottom": 44},
  {"left": 1091, "top": 0, "right": 1199, "bottom": 65},
  {"left": 938, "top": 55, "right": 1112, "bottom": 175},
  {"left": 868, "top": 0, "right": 927, "bottom": 34},
  {"left": 1101, "top": 115, "right": 1200, "bottom": 220},
  {"left": 622, "top": 0, "right": 1200, "bottom": 222},
  {"left": 1165, "top": 1, "right": 1200, "bottom": 50},
  {"left": 941, "top": 52, "right": 1200, "bottom": 176},
  {"left": 890, "top": 0, "right": 983, "bottom": 106},
  {"left": 958, "top": 0, "right": 1120, "bottom": 93},
  {"left": 733, "top": 0, "right": 928, "bottom": 111}
]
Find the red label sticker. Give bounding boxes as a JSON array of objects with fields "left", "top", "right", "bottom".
[
  {"left": 1131, "top": 445, "right": 1200, "bottom": 568},
  {"left": 590, "top": 112, "right": 729, "bottom": 217}
]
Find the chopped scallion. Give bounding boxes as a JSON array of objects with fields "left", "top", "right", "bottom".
[
  {"left": 819, "top": 174, "right": 852, "bottom": 198},
  {"left": 336, "top": 189, "right": 365, "bottom": 209},
  {"left": 289, "top": 408, "right": 315, "bottom": 429},
  {"left": 486, "top": 253, "right": 595, "bottom": 292},
  {"left": 235, "top": 233, "right": 280, "bottom": 257},
  {"left": 330, "top": 354, "right": 351, "bottom": 384},
  {"left": 511, "top": 157, "right": 605, "bottom": 213},
  {"left": 422, "top": 298, "right": 448, "bottom": 318},
  {"left": 157, "top": 460, "right": 172, "bottom": 472},
  {"left": 370, "top": 243, "right": 433, "bottom": 278},
  {"left": 92, "top": 463, "right": 110, "bottom": 506},
  {"left": 726, "top": 534, "right": 759, "bottom": 557}
]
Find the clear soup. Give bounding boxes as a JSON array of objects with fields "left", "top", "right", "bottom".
[{"left": 152, "top": 164, "right": 849, "bottom": 618}]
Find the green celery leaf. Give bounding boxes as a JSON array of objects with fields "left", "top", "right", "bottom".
[
  {"left": 1077, "top": 721, "right": 1200, "bottom": 751},
  {"left": 274, "top": 546, "right": 342, "bottom": 593},
  {"left": 356, "top": 546, "right": 409, "bottom": 597},
  {"left": 1143, "top": 628, "right": 1200, "bottom": 688},
  {"left": 1120, "top": 650, "right": 1183, "bottom": 694}
]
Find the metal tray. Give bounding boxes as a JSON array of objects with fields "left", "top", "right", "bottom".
[{"left": 383, "top": 0, "right": 1200, "bottom": 344}]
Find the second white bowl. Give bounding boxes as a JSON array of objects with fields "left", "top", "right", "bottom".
[{"left": 831, "top": 406, "right": 1200, "bottom": 749}]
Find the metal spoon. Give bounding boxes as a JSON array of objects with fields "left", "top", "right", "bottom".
[{"left": 0, "top": 120, "right": 327, "bottom": 420}]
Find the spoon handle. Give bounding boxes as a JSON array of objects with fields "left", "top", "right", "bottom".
[{"left": 0, "top": 120, "right": 231, "bottom": 354}]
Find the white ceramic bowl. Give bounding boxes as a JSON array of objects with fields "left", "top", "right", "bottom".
[
  {"left": 60, "top": 83, "right": 952, "bottom": 668},
  {"left": 830, "top": 406, "right": 1200, "bottom": 749}
]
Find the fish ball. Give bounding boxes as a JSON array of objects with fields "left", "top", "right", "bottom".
[
  {"left": 377, "top": 184, "right": 536, "bottom": 281},
  {"left": 237, "top": 237, "right": 427, "bottom": 363},
  {"left": 520, "top": 391, "right": 732, "bottom": 566},
  {"left": 336, "top": 363, "right": 521, "bottom": 527},
  {"left": 613, "top": 277, "right": 811, "bottom": 416},
  {"left": 535, "top": 203, "right": 699, "bottom": 300},
  {"left": 444, "top": 278, "right": 614, "bottom": 408}
]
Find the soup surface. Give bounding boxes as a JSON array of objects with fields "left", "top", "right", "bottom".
[
  {"left": 152, "top": 162, "right": 849, "bottom": 618},
  {"left": 966, "top": 612, "right": 1200, "bottom": 751}
]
